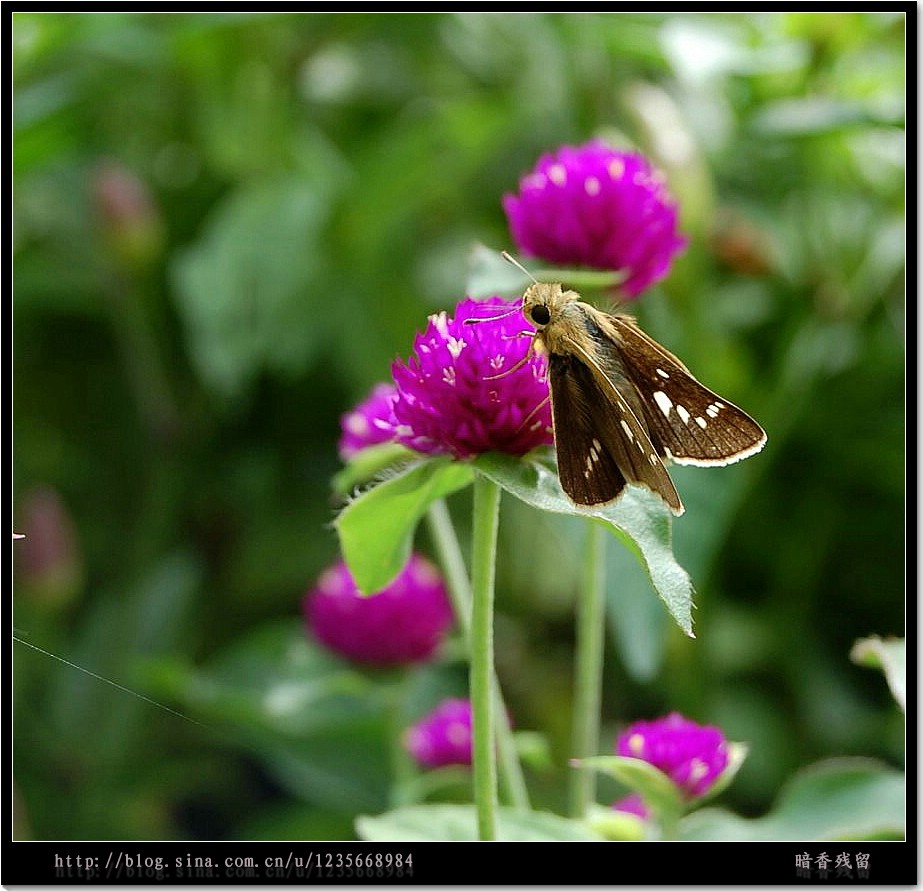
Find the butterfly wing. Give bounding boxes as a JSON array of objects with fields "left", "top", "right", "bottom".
[
  {"left": 548, "top": 350, "right": 683, "bottom": 514},
  {"left": 605, "top": 315, "right": 767, "bottom": 467}
]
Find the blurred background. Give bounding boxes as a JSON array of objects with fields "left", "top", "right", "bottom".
[{"left": 13, "top": 12, "right": 905, "bottom": 840}]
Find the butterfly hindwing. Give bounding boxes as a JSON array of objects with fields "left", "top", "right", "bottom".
[
  {"left": 604, "top": 314, "right": 767, "bottom": 467},
  {"left": 548, "top": 350, "right": 683, "bottom": 513}
]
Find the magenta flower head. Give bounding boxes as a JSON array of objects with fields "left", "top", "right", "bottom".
[
  {"left": 338, "top": 382, "right": 398, "bottom": 460},
  {"left": 503, "top": 139, "right": 688, "bottom": 298},
  {"left": 304, "top": 553, "right": 453, "bottom": 666},
  {"left": 391, "top": 296, "right": 553, "bottom": 458},
  {"left": 404, "top": 698, "right": 473, "bottom": 768},
  {"left": 616, "top": 712, "right": 730, "bottom": 798}
]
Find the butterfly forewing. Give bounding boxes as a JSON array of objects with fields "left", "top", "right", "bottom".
[
  {"left": 605, "top": 315, "right": 767, "bottom": 466},
  {"left": 548, "top": 350, "right": 683, "bottom": 513}
]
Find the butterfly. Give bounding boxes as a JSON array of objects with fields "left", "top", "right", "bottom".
[{"left": 507, "top": 255, "right": 767, "bottom": 515}]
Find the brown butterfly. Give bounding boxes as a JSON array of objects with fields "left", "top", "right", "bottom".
[{"left": 506, "top": 254, "right": 767, "bottom": 515}]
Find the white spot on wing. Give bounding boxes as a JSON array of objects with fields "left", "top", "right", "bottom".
[
  {"left": 676, "top": 405, "right": 691, "bottom": 425},
  {"left": 585, "top": 439, "right": 603, "bottom": 475},
  {"left": 653, "top": 391, "right": 673, "bottom": 418},
  {"left": 695, "top": 416, "right": 707, "bottom": 428},
  {"left": 656, "top": 368, "right": 670, "bottom": 379},
  {"left": 620, "top": 419, "right": 633, "bottom": 440}
]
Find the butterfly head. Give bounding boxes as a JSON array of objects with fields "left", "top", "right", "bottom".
[{"left": 521, "top": 282, "right": 579, "bottom": 331}]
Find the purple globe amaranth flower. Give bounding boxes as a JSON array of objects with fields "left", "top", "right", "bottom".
[
  {"left": 503, "top": 139, "right": 688, "bottom": 298},
  {"left": 391, "top": 296, "right": 553, "bottom": 459},
  {"left": 616, "top": 712, "right": 730, "bottom": 799},
  {"left": 404, "top": 698, "right": 473, "bottom": 768},
  {"left": 338, "top": 382, "right": 399, "bottom": 460},
  {"left": 304, "top": 553, "right": 453, "bottom": 666},
  {"left": 611, "top": 792, "right": 651, "bottom": 820}
]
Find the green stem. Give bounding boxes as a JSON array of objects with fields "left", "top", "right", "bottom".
[
  {"left": 569, "top": 521, "right": 607, "bottom": 819},
  {"left": 104, "top": 277, "right": 180, "bottom": 445},
  {"left": 425, "top": 500, "right": 473, "bottom": 637},
  {"left": 425, "top": 500, "right": 530, "bottom": 811},
  {"left": 384, "top": 673, "right": 416, "bottom": 808},
  {"left": 470, "top": 475, "right": 501, "bottom": 840}
]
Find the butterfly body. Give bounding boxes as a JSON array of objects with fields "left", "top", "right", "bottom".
[{"left": 519, "top": 280, "right": 767, "bottom": 515}]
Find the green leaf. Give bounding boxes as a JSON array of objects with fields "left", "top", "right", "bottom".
[
  {"left": 680, "top": 758, "right": 905, "bottom": 841},
  {"left": 604, "top": 532, "right": 670, "bottom": 681},
  {"left": 148, "top": 620, "right": 377, "bottom": 735},
  {"left": 171, "top": 175, "right": 339, "bottom": 402},
  {"left": 473, "top": 451, "right": 694, "bottom": 635},
  {"left": 578, "top": 755, "right": 684, "bottom": 823},
  {"left": 331, "top": 443, "right": 418, "bottom": 496},
  {"left": 150, "top": 620, "right": 393, "bottom": 812},
  {"left": 44, "top": 551, "right": 203, "bottom": 763},
  {"left": 356, "top": 804, "right": 604, "bottom": 841},
  {"left": 694, "top": 742, "right": 749, "bottom": 806},
  {"left": 257, "top": 726, "right": 391, "bottom": 813},
  {"left": 335, "top": 457, "right": 476, "bottom": 595},
  {"left": 850, "top": 635, "right": 905, "bottom": 711}
]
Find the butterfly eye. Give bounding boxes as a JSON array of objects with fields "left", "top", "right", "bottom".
[{"left": 530, "top": 305, "right": 551, "bottom": 326}]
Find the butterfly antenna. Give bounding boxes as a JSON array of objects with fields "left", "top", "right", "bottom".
[
  {"left": 464, "top": 251, "right": 537, "bottom": 326},
  {"left": 464, "top": 304, "right": 522, "bottom": 325},
  {"left": 501, "top": 251, "right": 539, "bottom": 284}
]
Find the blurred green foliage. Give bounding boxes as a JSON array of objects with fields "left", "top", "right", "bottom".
[{"left": 13, "top": 12, "right": 905, "bottom": 840}]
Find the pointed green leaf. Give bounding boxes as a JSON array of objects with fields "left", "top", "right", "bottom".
[
  {"left": 578, "top": 755, "right": 684, "bottom": 821},
  {"left": 335, "top": 457, "right": 475, "bottom": 594},
  {"left": 694, "top": 742, "right": 749, "bottom": 806},
  {"left": 473, "top": 451, "right": 694, "bottom": 635},
  {"left": 850, "top": 635, "right": 905, "bottom": 711}
]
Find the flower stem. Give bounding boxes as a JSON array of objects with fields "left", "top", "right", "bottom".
[
  {"left": 426, "top": 499, "right": 530, "bottom": 811},
  {"left": 470, "top": 474, "right": 501, "bottom": 840},
  {"left": 384, "top": 673, "right": 416, "bottom": 808},
  {"left": 569, "top": 521, "right": 607, "bottom": 818}
]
